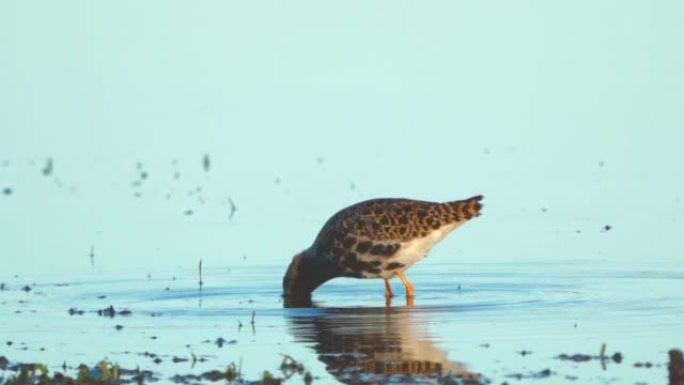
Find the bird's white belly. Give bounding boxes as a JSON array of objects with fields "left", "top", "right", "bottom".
[{"left": 376, "top": 223, "right": 459, "bottom": 279}]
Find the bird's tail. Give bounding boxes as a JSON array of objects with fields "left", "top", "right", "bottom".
[{"left": 444, "top": 195, "right": 483, "bottom": 221}]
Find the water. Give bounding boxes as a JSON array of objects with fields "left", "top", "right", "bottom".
[{"left": 2, "top": 260, "right": 682, "bottom": 384}]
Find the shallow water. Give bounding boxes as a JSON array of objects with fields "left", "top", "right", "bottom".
[{"left": 2, "top": 260, "right": 682, "bottom": 384}]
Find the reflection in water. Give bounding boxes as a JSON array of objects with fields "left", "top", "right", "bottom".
[{"left": 285, "top": 305, "right": 483, "bottom": 384}]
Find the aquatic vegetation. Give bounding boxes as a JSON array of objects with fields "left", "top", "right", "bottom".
[
  {"left": 279, "top": 354, "right": 305, "bottom": 379},
  {"left": 0, "top": 356, "right": 312, "bottom": 385},
  {"left": 1, "top": 359, "right": 120, "bottom": 385},
  {"left": 2, "top": 363, "right": 49, "bottom": 385},
  {"left": 260, "top": 371, "right": 279, "bottom": 385},
  {"left": 225, "top": 362, "right": 239, "bottom": 382}
]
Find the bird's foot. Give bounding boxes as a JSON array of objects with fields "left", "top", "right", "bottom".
[{"left": 384, "top": 278, "right": 394, "bottom": 299}]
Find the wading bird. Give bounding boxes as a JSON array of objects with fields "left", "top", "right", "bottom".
[{"left": 283, "top": 195, "right": 483, "bottom": 305}]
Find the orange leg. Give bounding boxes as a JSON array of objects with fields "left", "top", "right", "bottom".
[
  {"left": 395, "top": 270, "right": 414, "bottom": 298},
  {"left": 384, "top": 278, "right": 393, "bottom": 298}
]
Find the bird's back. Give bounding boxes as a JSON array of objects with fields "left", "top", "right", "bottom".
[{"left": 309, "top": 196, "right": 483, "bottom": 278}]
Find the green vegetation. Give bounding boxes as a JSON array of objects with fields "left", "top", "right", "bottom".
[
  {"left": 1, "top": 359, "right": 120, "bottom": 385},
  {"left": 0, "top": 355, "right": 311, "bottom": 385}
]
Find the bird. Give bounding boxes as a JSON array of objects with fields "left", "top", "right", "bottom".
[{"left": 283, "top": 195, "right": 483, "bottom": 304}]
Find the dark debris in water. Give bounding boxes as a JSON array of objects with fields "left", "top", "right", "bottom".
[
  {"left": 506, "top": 368, "right": 553, "bottom": 380},
  {"left": 41, "top": 158, "right": 53, "bottom": 176},
  {"left": 556, "top": 352, "right": 623, "bottom": 363},
  {"left": 670, "top": 349, "right": 684, "bottom": 385},
  {"left": 138, "top": 351, "right": 208, "bottom": 365},
  {"left": 97, "top": 306, "right": 132, "bottom": 317},
  {"left": 3, "top": 187, "right": 12, "bottom": 196},
  {"left": 634, "top": 361, "right": 655, "bottom": 368},
  {"left": 228, "top": 198, "right": 237, "bottom": 219},
  {"left": 212, "top": 337, "right": 237, "bottom": 348},
  {"left": 68, "top": 308, "right": 85, "bottom": 316},
  {"left": 557, "top": 353, "right": 592, "bottom": 362},
  {"left": 67, "top": 305, "right": 132, "bottom": 318},
  {"left": 203, "top": 154, "right": 210, "bottom": 172}
]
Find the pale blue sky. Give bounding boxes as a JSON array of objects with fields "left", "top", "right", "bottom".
[{"left": 1, "top": 1, "right": 683, "bottom": 275}]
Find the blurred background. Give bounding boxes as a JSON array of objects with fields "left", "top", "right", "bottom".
[{"left": 1, "top": 1, "right": 683, "bottom": 276}]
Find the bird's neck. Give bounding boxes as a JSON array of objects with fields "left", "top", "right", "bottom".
[{"left": 283, "top": 249, "right": 340, "bottom": 304}]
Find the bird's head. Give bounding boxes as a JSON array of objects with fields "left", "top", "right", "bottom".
[{"left": 282, "top": 249, "right": 339, "bottom": 306}]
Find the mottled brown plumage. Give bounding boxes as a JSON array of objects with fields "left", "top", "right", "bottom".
[{"left": 283, "top": 195, "right": 483, "bottom": 304}]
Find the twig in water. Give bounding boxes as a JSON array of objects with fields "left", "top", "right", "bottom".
[
  {"left": 228, "top": 198, "right": 236, "bottom": 220},
  {"left": 203, "top": 153, "right": 210, "bottom": 172},
  {"left": 198, "top": 259, "right": 203, "bottom": 291},
  {"left": 600, "top": 343, "right": 607, "bottom": 371},
  {"left": 42, "top": 157, "right": 53, "bottom": 176}
]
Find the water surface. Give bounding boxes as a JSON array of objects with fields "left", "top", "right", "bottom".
[{"left": 2, "top": 260, "right": 682, "bottom": 384}]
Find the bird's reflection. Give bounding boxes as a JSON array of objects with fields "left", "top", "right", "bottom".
[{"left": 284, "top": 303, "right": 482, "bottom": 385}]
